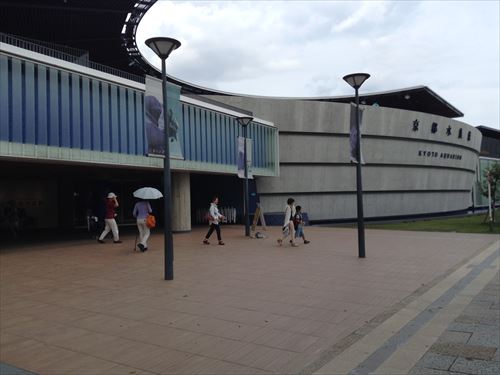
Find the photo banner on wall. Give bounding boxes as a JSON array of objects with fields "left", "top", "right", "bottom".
[
  {"left": 145, "top": 75, "right": 183, "bottom": 159},
  {"left": 349, "top": 102, "right": 365, "bottom": 164}
]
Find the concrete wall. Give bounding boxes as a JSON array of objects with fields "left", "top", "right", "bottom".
[{"left": 207, "top": 95, "right": 481, "bottom": 221}]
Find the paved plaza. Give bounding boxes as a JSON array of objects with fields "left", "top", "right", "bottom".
[{"left": 0, "top": 226, "right": 498, "bottom": 374}]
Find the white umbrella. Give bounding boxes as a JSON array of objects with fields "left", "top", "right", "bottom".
[{"left": 133, "top": 187, "right": 163, "bottom": 200}]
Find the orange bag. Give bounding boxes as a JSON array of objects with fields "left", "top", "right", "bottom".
[{"left": 146, "top": 214, "right": 156, "bottom": 228}]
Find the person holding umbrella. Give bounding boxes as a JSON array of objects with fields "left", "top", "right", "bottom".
[
  {"left": 132, "top": 187, "right": 163, "bottom": 252},
  {"left": 133, "top": 199, "right": 152, "bottom": 252}
]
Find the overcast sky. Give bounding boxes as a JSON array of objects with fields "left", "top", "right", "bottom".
[{"left": 137, "top": 0, "right": 500, "bottom": 129}]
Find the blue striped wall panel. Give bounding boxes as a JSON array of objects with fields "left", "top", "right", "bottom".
[
  {"left": 209, "top": 112, "right": 215, "bottom": 163},
  {"left": 265, "top": 127, "right": 270, "bottom": 168},
  {"left": 10, "top": 58, "right": 22, "bottom": 143},
  {"left": 232, "top": 117, "right": 236, "bottom": 164},
  {"left": 119, "top": 87, "right": 127, "bottom": 153},
  {"left": 60, "top": 72, "right": 71, "bottom": 147},
  {"left": 48, "top": 68, "right": 59, "bottom": 146},
  {"left": 194, "top": 107, "right": 201, "bottom": 161},
  {"left": 201, "top": 110, "right": 208, "bottom": 163},
  {"left": 216, "top": 113, "right": 222, "bottom": 163},
  {"left": 36, "top": 65, "right": 47, "bottom": 145},
  {"left": 258, "top": 126, "right": 263, "bottom": 168},
  {"left": 100, "top": 82, "right": 110, "bottom": 152},
  {"left": 216, "top": 113, "right": 222, "bottom": 164},
  {"left": 251, "top": 124, "right": 256, "bottom": 167},
  {"left": 181, "top": 104, "right": 190, "bottom": 159},
  {"left": 220, "top": 114, "right": 226, "bottom": 164},
  {"left": 81, "top": 77, "right": 91, "bottom": 149},
  {"left": 91, "top": 80, "right": 100, "bottom": 150},
  {"left": 23, "top": 62, "right": 35, "bottom": 144},
  {"left": 254, "top": 125, "right": 259, "bottom": 167},
  {"left": 228, "top": 118, "right": 234, "bottom": 165},
  {"left": 206, "top": 111, "right": 212, "bottom": 163},
  {"left": 126, "top": 89, "right": 135, "bottom": 154},
  {"left": 70, "top": 74, "right": 80, "bottom": 149},
  {"left": 1, "top": 55, "right": 277, "bottom": 167},
  {"left": 189, "top": 106, "right": 196, "bottom": 161},
  {"left": 0, "top": 55, "right": 8, "bottom": 141},
  {"left": 135, "top": 92, "right": 144, "bottom": 155},
  {"left": 110, "top": 85, "right": 119, "bottom": 153}
]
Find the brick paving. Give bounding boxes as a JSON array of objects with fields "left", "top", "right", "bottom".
[
  {"left": 409, "top": 271, "right": 499, "bottom": 375},
  {"left": 0, "top": 226, "right": 497, "bottom": 374}
]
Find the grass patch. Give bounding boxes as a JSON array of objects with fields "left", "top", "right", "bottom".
[{"left": 366, "top": 210, "right": 500, "bottom": 234}]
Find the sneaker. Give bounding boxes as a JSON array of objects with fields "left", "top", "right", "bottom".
[
  {"left": 203, "top": 239, "right": 210, "bottom": 245},
  {"left": 137, "top": 243, "right": 145, "bottom": 251},
  {"left": 97, "top": 239, "right": 105, "bottom": 244},
  {"left": 218, "top": 241, "right": 225, "bottom": 245},
  {"left": 304, "top": 240, "right": 310, "bottom": 244},
  {"left": 291, "top": 242, "right": 299, "bottom": 247},
  {"left": 113, "top": 240, "right": 122, "bottom": 244},
  {"left": 143, "top": 247, "right": 148, "bottom": 252},
  {"left": 277, "top": 239, "right": 283, "bottom": 246}
]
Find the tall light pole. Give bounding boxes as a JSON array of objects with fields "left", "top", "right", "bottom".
[
  {"left": 236, "top": 116, "right": 253, "bottom": 237},
  {"left": 145, "top": 37, "right": 181, "bottom": 280},
  {"left": 343, "top": 73, "right": 370, "bottom": 258}
]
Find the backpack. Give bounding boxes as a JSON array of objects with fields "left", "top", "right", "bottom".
[
  {"left": 293, "top": 213, "right": 301, "bottom": 227},
  {"left": 146, "top": 214, "right": 156, "bottom": 228}
]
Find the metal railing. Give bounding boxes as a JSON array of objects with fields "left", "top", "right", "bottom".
[{"left": 0, "top": 32, "right": 145, "bottom": 84}]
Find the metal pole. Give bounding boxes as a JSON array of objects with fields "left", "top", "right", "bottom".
[
  {"left": 243, "top": 124, "right": 250, "bottom": 236},
  {"left": 355, "top": 87, "right": 366, "bottom": 258},
  {"left": 161, "top": 58, "right": 174, "bottom": 280},
  {"left": 487, "top": 174, "right": 492, "bottom": 222}
]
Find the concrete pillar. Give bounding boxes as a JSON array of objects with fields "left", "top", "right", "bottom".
[{"left": 172, "top": 172, "right": 191, "bottom": 232}]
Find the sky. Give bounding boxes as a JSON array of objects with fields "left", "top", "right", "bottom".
[{"left": 136, "top": 0, "right": 500, "bottom": 129}]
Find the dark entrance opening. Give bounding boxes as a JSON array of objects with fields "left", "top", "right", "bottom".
[{"left": 190, "top": 173, "right": 245, "bottom": 226}]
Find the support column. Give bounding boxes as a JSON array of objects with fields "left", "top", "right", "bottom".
[{"left": 171, "top": 172, "right": 191, "bottom": 232}]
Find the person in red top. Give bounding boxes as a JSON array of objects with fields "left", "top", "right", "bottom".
[{"left": 98, "top": 192, "right": 121, "bottom": 243}]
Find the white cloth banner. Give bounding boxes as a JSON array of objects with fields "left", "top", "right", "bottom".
[
  {"left": 349, "top": 102, "right": 365, "bottom": 164},
  {"left": 237, "top": 137, "right": 253, "bottom": 179}
]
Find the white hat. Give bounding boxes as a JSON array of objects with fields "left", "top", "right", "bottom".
[{"left": 107, "top": 192, "right": 117, "bottom": 199}]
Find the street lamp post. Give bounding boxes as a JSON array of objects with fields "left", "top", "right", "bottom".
[
  {"left": 343, "top": 73, "right": 370, "bottom": 258},
  {"left": 145, "top": 37, "right": 181, "bottom": 280},
  {"left": 236, "top": 116, "right": 254, "bottom": 237}
]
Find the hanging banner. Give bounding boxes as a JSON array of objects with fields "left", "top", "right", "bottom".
[
  {"left": 349, "top": 102, "right": 365, "bottom": 164},
  {"left": 145, "top": 75, "right": 183, "bottom": 159},
  {"left": 237, "top": 136, "right": 253, "bottom": 179}
]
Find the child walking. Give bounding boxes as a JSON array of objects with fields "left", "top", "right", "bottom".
[{"left": 293, "top": 205, "right": 310, "bottom": 244}]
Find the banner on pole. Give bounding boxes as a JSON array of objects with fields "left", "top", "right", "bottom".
[
  {"left": 237, "top": 137, "right": 253, "bottom": 179},
  {"left": 144, "top": 75, "right": 183, "bottom": 159},
  {"left": 349, "top": 102, "right": 365, "bottom": 164}
]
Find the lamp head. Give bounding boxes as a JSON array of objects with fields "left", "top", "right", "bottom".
[
  {"left": 235, "top": 116, "right": 254, "bottom": 127},
  {"left": 343, "top": 73, "right": 370, "bottom": 90},
  {"left": 145, "top": 37, "right": 181, "bottom": 60}
]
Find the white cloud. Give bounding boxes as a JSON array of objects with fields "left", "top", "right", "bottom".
[{"left": 137, "top": 0, "right": 500, "bottom": 129}]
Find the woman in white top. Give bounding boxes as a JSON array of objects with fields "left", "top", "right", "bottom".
[
  {"left": 277, "top": 197, "right": 298, "bottom": 247},
  {"left": 203, "top": 196, "right": 225, "bottom": 245}
]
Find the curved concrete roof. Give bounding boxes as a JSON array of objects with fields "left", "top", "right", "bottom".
[{"left": 0, "top": 0, "right": 464, "bottom": 119}]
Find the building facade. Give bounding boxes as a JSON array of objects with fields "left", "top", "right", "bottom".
[
  {"left": 0, "top": 0, "right": 490, "bottom": 234},
  {"left": 0, "top": 40, "right": 278, "bottom": 232},
  {"left": 206, "top": 95, "right": 481, "bottom": 222}
]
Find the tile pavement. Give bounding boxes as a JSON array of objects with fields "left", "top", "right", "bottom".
[
  {"left": 0, "top": 226, "right": 497, "bottom": 374},
  {"left": 409, "top": 271, "right": 499, "bottom": 375}
]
